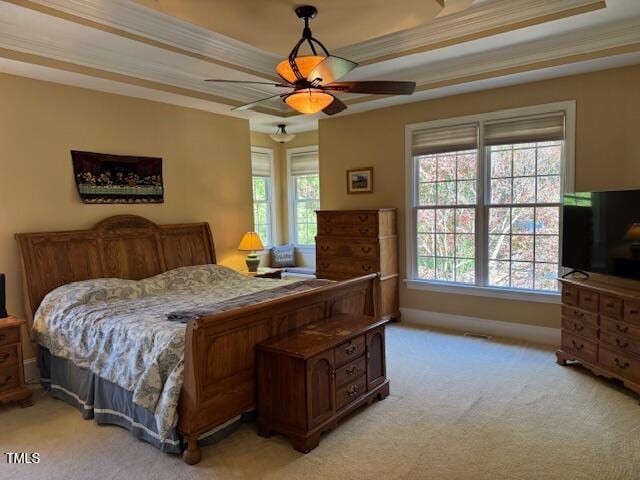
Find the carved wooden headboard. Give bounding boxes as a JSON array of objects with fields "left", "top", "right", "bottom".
[{"left": 15, "top": 215, "right": 216, "bottom": 319}]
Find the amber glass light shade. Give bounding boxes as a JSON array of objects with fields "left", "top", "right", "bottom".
[
  {"left": 285, "top": 90, "right": 334, "bottom": 114},
  {"left": 276, "top": 55, "right": 325, "bottom": 83},
  {"left": 625, "top": 223, "right": 640, "bottom": 242}
]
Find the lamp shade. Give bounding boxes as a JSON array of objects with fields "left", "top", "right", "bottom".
[
  {"left": 625, "top": 223, "right": 640, "bottom": 242},
  {"left": 238, "top": 231, "right": 264, "bottom": 251},
  {"left": 285, "top": 89, "right": 334, "bottom": 114},
  {"left": 276, "top": 55, "right": 325, "bottom": 84}
]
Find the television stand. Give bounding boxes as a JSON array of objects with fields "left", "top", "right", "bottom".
[
  {"left": 557, "top": 273, "right": 640, "bottom": 399},
  {"left": 561, "top": 269, "right": 590, "bottom": 279}
]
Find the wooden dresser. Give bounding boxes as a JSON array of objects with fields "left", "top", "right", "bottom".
[
  {"left": 557, "top": 274, "right": 640, "bottom": 396},
  {"left": 0, "top": 317, "right": 32, "bottom": 408},
  {"left": 256, "top": 314, "right": 389, "bottom": 453},
  {"left": 316, "top": 209, "right": 399, "bottom": 321}
]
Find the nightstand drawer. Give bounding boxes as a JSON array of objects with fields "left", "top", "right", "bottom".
[
  {"left": 600, "top": 331, "right": 640, "bottom": 358},
  {"left": 0, "top": 327, "right": 19, "bottom": 347},
  {"left": 335, "top": 335, "right": 366, "bottom": 367},
  {"left": 561, "top": 331, "right": 597, "bottom": 363},
  {"left": 561, "top": 305, "right": 598, "bottom": 326},
  {"left": 0, "top": 345, "right": 18, "bottom": 369},
  {"left": 599, "top": 347, "right": 640, "bottom": 383},
  {"left": 562, "top": 285, "right": 578, "bottom": 306},
  {"left": 600, "top": 295, "right": 623, "bottom": 319},
  {"left": 625, "top": 301, "right": 640, "bottom": 324},
  {"left": 561, "top": 317, "right": 598, "bottom": 341},
  {"left": 335, "top": 374, "right": 367, "bottom": 411},
  {"left": 0, "top": 365, "right": 19, "bottom": 393},
  {"left": 578, "top": 289, "right": 599, "bottom": 313}
]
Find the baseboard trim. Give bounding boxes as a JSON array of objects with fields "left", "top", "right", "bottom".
[
  {"left": 400, "top": 307, "right": 560, "bottom": 346},
  {"left": 23, "top": 358, "right": 39, "bottom": 382}
]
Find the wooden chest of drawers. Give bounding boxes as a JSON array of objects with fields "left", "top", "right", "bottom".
[
  {"left": 557, "top": 275, "right": 640, "bottom": 397},
  {"left": 316, "top": 209, "right": 399, "bottom": 321},
  {"left": 256, "top": 314, "right": 389, "bottom": 453},
  {"left": 0, "top": 317, "right": 32, "bottom": 408}
]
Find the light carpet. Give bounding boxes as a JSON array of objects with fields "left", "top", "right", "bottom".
[{"left": 2, "top": 323, "right": 640, "bottom": 480}]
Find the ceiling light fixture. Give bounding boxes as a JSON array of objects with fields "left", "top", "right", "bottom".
[{"left": 269, "top": 124, "right": 296, "bottom": 143}]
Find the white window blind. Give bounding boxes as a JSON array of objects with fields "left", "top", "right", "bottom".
[
  {"left": 412, "top": 123, "right": 478, "bottom": 156},
  {"left": 485, "top": 113, "right": 565, "bottom": 146},
  {"left": 289, "top": 150, "right": 319, "bottom": 175},
  {"left": 251, "top": 150, "right": 272, "bottom": 177}
]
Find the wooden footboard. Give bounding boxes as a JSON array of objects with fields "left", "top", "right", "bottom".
[{"left": 178, "top": 273, "right": 378, "bottom": 464}]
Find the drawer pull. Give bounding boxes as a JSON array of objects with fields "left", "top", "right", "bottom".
[
  {"left": 616, "top": 324, "right": 629, "bottom": 334},
  {"left": 361, "top": 265, "right": 372, "bottom": 273},
  {"left": 346, "top": 385, "right": 359, "bottom": 397},
  {"left": 614, "top": 358, "right": 630, "bottom": 369},
  {"left": 324, "top": 227, "right": 333, "bottom": 234},
  {"left": 616, "top": 338, "right": 629, "bottom": 349},
  {"left": 346, "top": 365, "right": 357, "bottom": 376},
  {"left": 344, "top": 343, "right": 357, "bottom": 355},
  {"left": 573, "top": 310, "right": 584, "bottom": 318},
  {"left": 320, "top": 245, "right": 329, "bottom": 251},
  {"left": 325, "top": 216, "right": 333, "bottom": 222},
  {"left": 631, "top": 309, "right": 639, "bottom": 315},
  {"left": 358, "top": 215, "right": 369, "bottom": 222},
  {"left": 564, "top": 291, "right": 574, "bottom": 297},
  {"left": 571, "top": 340, "right": 584, "bottom": 351},
  {"left": 0, "top": 375, "right": 12, "bottom": 387},
  {"left": 361, "top": 247, "right": 372, "bottom": 254},
  {"left": 573, "top": 323, "right": 584, "bottom": 332},
  {"left": 0, "top": 352, "right": 10, "bottom": 363},
  {"left": 359, "top": 228, "right": 369, "bottom": 235},
  {"left": 320, "top": 262, "right": 329, "bottom": 269}
]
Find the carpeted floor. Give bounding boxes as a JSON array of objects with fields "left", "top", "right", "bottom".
[{"left": 2, "top": 323, "right": 640, "bottom": 480}]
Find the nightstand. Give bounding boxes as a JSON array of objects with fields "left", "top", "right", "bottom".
[
  {"left": 241, "top": 267, "right": 284, "bottom": 279},
  {"left": 0, "top": 317, "right": 32, "bottom": 408}
]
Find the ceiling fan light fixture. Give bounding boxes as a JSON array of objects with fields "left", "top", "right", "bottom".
[
  {"left": 285, "top": 89, "right": 334, "bottom": 114},
  {"left": 269, "top": 124, "right": 296, "bottom": 144},
  {"left": 276, "top": 55, "right": 326, "bottom": 84}
]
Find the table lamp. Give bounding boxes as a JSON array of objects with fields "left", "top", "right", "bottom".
[
  {"left": 238, "top": 232, "right": 264, "bottom": 272},
  {"left": 625, "top": 223, "right": 640, "bottom": 258}
]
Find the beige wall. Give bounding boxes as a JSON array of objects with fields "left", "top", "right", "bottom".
[
  {"left": 250, "top": 130, "right": 318, "bottom": 267},
  {"left": 319, "top": 64, "right": 640, "bottom": 329},
  {"left": 0, "top": 73, "right": 254, "bottom": 355}
]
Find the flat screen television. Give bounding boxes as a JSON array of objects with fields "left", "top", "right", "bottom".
[{"left": 562, "top": 190, "right": 640, "bottom": 280}]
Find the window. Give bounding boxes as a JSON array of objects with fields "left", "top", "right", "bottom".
[
  {"left": 407, "top": 102, "right": 575, "bottom": 298},
  {"left": 288, "top": 147, "right": 320, "bottom": 246},
  {"left": 251, "top": 147, "right": 275, "bottom": 247}
]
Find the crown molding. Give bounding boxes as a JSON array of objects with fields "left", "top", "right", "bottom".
[
  {"left": 10, "top": 0, "right": 281, "bottom": 77},
  {"left": 336, "top": 0, "right": 606, "bottom": 64}
]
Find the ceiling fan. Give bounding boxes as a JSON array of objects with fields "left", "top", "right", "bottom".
[{"left": 205, "top": 5, "right": 417, "bottom": 116}]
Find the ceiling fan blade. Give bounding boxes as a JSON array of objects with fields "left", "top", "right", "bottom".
[
  {"left": 324, "top": 81, "right": 416, "bottom": 95},
  {"left": 205, "top": 79, "right": 292, "bottom": 88},
  {"left": 232, "top": 94, "right": 286, "bottom": 111},
  {"left": 322, "top": 96, "right": 347, "bottom": 116},
  {"left": 307, "top": 55, "right": 358, "bottom": 85}
]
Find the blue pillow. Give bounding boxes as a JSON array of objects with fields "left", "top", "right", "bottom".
[{"left": 271, "top": 245, "right": 296, "bottom": 268}]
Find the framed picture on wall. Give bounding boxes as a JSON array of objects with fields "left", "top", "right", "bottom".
[{"left": 346, "top": 167, "right": 374, "bottom": 194}]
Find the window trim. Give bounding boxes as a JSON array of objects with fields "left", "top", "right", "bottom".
[
  {"left": 404, "top": 101, "right": 576, "bottom": 301},
  {"left": 251, "top": 146, "right": 277, "bottom": 249},
  {"left": 287, "top": 145, "right": 320, "bottom": 249}
]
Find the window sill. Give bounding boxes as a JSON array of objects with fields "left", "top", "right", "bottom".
[
  {"left": 404, "top": 279, "right": 561, "bottom": 304},
  {"left": 294, "top": 245, "right": 316, "bottom": 253}
]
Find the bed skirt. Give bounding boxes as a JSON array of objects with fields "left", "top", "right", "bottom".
[{"left": 40, "top": 349, "right": 252, "bottom": 454}]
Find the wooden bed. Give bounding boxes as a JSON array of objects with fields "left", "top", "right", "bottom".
[{"left": 15, "top": 215, "right": 378, "bottom": 464}]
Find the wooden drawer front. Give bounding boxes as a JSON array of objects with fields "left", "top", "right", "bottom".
[
  {"left": 0, "top": 345, "right": 19, "bottom": 369},
  {"left": 316, "top": 238, "right": 378, "bottom": 258},
  {"left": 561, "top": 331, "right": 598, "bottom": 363},
  {"left": 578, "top": 289, "right": 599, "bottom": 313},
  {"left": 601, "top": 317, "right": 640, "bottom": 339},
  {"left": 335, "top": 335, "right": 366, "bottom": 367},
  {"left": 561, "top": 306, "right": 598, "bottom": 327},
  {"left": 0, "top": 327, "right": 19, "bottom": 347},
  {"left": 600, "top": 295, "right": 623, "bottom": 319},
  {"left": 625, "top": 301, "right": 640, "bottom": 324},
  {"left": 0, "top": 365, "right": 19, "bottom": 393},
  {"left": 335, "top": 355, "right": 366, "bottom": 387},
  {"left": 317, "top": 222, "right": 378, "bottom": 238},
  {"left": 562, "top": 285, "right": 578, "bottom": 306},
  {"left": 317, "top": 257, "right": 378, "bottom": 276},
  {"left": 599, "top": 347, "right": 640, "bottom": 383},
  {"left": 335, "top": 374, "right": 367, "bottom": 411},
  {"left": 600, "top": 331, "right": 640, "bottom": 358},
  {"left": 561, "top": 317, "right": 598, "bottom": 341},
  {"left": 317, "top": 212, "right": 378, "bottom": 225}
]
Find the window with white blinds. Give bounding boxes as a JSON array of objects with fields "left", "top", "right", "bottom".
[
  {"left": 407, "top": 103, "right": 575, "bottom": 297},
  {"left": 288, "top": 147, "right": 320, "bottom": 246},
  {"left": 251, "top": 148, "right": 275, "bottom": 247}
]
